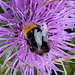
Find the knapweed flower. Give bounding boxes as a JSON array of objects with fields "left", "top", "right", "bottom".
[{"left": 0, "top": 0, "right": 75, "bottom": 75}]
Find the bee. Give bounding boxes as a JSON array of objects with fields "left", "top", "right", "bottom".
[{"left": 23, "top": 23, "right": 50, "bottom": 55}]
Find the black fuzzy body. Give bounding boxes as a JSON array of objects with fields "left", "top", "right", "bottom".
[{"left": 26, "top": 27, "right": 50, "bottom": 55}]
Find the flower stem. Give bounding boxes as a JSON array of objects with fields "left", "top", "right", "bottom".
[{"left": 61, "top": 61, "right": 67, "bottom": 75}]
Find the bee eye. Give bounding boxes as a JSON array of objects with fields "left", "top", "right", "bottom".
[{"left": 30, "top": 30, "right": 33, "bottom": 33}]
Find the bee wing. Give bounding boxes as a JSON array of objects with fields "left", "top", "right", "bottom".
[
  {"left": 42, "top": 23, "right": 48, "bottom": 42},
  {"left": 34, "top": 29, "right": 42, "bottom": 48}
]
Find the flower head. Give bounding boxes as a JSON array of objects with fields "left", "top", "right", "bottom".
[{"left": 0, "top": 0, "right": 75, "bottom": 75}]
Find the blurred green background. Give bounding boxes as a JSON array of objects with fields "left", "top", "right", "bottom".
[{"left": 0, "top": 0, "right": 75, "bottom": 75}]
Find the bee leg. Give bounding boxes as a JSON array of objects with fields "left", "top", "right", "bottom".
[
  {"left": 25, "top": 39, "right": 31, "bottom": 46},
  {"left": 43, "top": 23, "right": 48, "bottom": 32},
  {"left": 30, "top": 46, "right": 36, "bottom": 52}
]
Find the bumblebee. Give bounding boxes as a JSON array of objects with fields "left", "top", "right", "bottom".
[{"left": 23, "top": 23, "right": 50, "bottom": 55}]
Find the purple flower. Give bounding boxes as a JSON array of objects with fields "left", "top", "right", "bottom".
[{"left": 0, "top": 0, "right": 75, "bottom": 75}]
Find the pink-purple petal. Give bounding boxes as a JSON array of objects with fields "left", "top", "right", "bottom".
[{"left": 0, "top": 0, "right": 75, "bottom": 75}]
